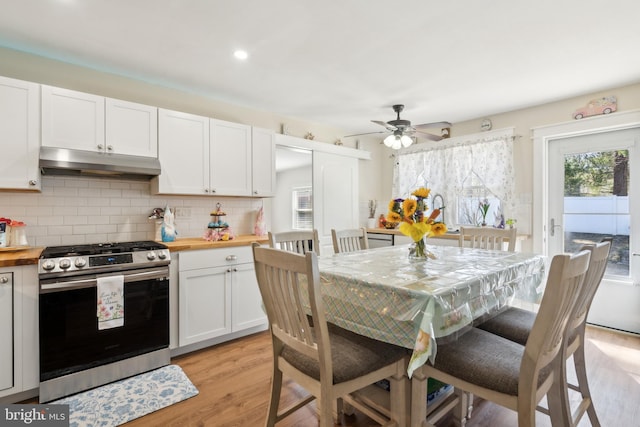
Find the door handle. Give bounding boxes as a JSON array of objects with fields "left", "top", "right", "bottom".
[{"left": 550, "top": 218, "right": 562, "bottom": 237}]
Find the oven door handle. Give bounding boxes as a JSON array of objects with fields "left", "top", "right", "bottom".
[{"left": 40, "top": 268, "right": 169, "bottom": 292}]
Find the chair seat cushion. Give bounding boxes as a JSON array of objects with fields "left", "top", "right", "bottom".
[
  {"left": 476, "top": 307, "right": 536, "bottom": 346},
  {"left": 432, "top": 328, "right": 551, "bottom": 396},
  {"left": 282, "top": 324, "right": 408, "bottom": 384}
]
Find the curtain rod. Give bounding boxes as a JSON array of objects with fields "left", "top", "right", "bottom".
[{"left": 400, "top": 128, "right": 521, "bottom": 154}]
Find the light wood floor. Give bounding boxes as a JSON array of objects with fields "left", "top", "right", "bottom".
[{"left": 119, "top": 325, "right": 640, "bottom": 426}]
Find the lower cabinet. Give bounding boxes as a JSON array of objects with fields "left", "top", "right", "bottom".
[
  {"left": 0, "top": 271, "right": 13, "bottom": 392},
  {"left": 0, "top": 265, "right": 38, "bottom": 402},
  {"left": 177, "top": 246, "right": 267, "bottom": 347}
]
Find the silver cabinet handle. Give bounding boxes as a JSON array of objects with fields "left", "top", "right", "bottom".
[
  {"left": 106, "top": 145, "right": 113, "bottom": 151},
  {"left": 226, "top": 255, "right": 237, "bottom": 261},
  {"left": 97, "top": 144, "right": 104, "bottom": 150},
  {"left": 0, "top": 276, "right": 9, "bottom": 284},
  {"left": 29, "top": 179, "right": 37, "bottom": 186}
]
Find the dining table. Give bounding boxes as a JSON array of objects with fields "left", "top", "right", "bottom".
[{"left": 315, "top": 243, "right": 547, "bottom": 378}]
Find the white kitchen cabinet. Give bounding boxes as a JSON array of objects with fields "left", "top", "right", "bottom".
[
  {"left": 154, "top": 109, "right": 263, "bottom": 197},
  {"left": 105, "top": 97, "right": 158, "bottom": 157},
  {"left": 153, "top": 108, "right": 210, "bottom": 195},
  {"left": 0, "top": 271, "right": 13, "bottom": 392},
  {"left": 42, "top": 85, "right": 158, "bottom": 157},
  {"left": 210, "top": 119, "right": 252, "bottom": 196},
  {"left": 41, "top": 85, "right": 105, "bottom": 152},
  {"left": 177, "top": 246, "right": 267, "bottom": 347},
  {"left": 251, "top": 126, "right": 276, "bottom": 197},
  {"left": 0, "top": 76, "right": 40, "bottom": 191},
  {"left": 0, "top": 265, "right": 39, "bottom": 401}
]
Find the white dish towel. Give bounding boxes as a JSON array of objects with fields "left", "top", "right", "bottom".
[{"left": 97, "top": 275, "right": 125, "bottom": 330}]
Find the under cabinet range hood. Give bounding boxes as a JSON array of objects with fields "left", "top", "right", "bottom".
[{"left": 39, "top": 146, "right": 161, "bottom": 180}]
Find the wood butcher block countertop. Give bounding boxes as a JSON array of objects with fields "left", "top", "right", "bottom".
[
  {"left": 0, "top": 247, "right": 44, "bottom": 267},
  {"left": 161, "top": 235, "right": 269, "bottom": 252},
  {"left": 0, "top": 235, "right": 268, "bottom": 267},
  {"left": 366, "top": 227, "right": 462, "bottom": 240},
  {"left": 366, "top": 228, "right": 528, "bottom": 241}
]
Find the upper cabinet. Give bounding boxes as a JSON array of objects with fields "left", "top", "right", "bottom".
[
  {"left": 209, "top": 118, "right": 252, "bottom": 196},
  {"left": 0, "top": 76, "right": 40, "bottom": 190},
  {"left": 251, "top": 127, "right": 276, "bottom": 197},
  {"left": 41, "top": 85, "right": 105, "bottom": 151},
  {"left": 153, "top": 108, "right": 274, "bottom": 197},
  {"left": 153, "top": 108, "right": 210, "bottom": 195},
  {"left": 105, "top": 98, "right": 158, "bottom": 157},
  {"left": 41, "top": 85, "right": 158, "bottom": 158}
]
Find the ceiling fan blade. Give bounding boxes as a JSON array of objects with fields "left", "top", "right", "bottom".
[
  {"left": 413, "top": 121, "right": 452, "bottom": 130},
  {"left": 343, "top": 130, "right": 387, "bottom": 138},
  {"left": 413, "top": 129, "right": 444, "bottom": 141},
  {"left": 372, "top": 120, "right": 397, "bottom": 131}
]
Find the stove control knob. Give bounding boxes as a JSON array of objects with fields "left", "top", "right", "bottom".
[
  {"left": 158, "top": 251, "right": 167, "bottom": 260},
  {"left": 147, "top": 252, "right": 157, "bottom": 261},
  {"left": 75, "top": 258, "right": 87, "bottom": 268},
  {"left": 59, "top": 258, "right": 72, "bottom": 269},
  {"left": 42, "top": 260, "right": 56, "bottom": 271}
]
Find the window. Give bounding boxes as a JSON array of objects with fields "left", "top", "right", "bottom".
[
  {"left": 394, "top": 129, "right": 516, "bottom": 228},
  {"left": 292, "top": 186, "right": 313, "bottom": 230}
]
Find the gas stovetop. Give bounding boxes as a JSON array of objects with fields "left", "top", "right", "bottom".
[{"left": 39, "top": 240, "right": 170, "bottom": 276}]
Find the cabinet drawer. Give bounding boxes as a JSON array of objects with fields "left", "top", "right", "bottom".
[{"left": 179, "top": 246, "right": 253, "bottom": 271}]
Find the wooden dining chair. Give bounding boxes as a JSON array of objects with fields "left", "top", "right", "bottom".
[
  {"left": 251, "top": 243, "right": 409, "bottom": 427},
  {"left": 331, "top": 227, "right": 369, "bottom": 253},
  {"left": 268, "top": 229, "right": 320, "bottom": 255},
  {"left": 458, "top": 226, "right": 517, "bottom": 251},
  {"left": 410, "top": 249, "right": 591, "bottom": 427},
  {"left": 477, "top": 240, "right": 611, "bottom": 426}
]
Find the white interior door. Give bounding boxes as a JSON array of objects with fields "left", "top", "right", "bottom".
[
  {"left": 548, "top": 128, "right": 640, "bottom": 333},
  {"left": 313, "top": 151, "right": 359, "bottom": 255}
]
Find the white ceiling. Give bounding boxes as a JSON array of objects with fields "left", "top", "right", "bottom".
[{"left": 1, "top": 0, "right": 639, "bottom": 138}]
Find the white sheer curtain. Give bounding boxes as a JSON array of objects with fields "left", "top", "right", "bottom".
[{"left": 393, "top": 128, "right": 516, "bottom": 226}]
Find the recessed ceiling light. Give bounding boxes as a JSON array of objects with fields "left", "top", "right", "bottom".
[{"left": 233, "top": 50, "right": 248, "bottom": 60}]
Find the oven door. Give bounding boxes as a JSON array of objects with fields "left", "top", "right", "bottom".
[{"left": 39, "top": 267, "right": 169, "bottom": 382}]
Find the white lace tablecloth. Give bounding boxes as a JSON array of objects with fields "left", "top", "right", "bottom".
[{"left": 316, "top": 244, "right": 546, "bottom": 377}]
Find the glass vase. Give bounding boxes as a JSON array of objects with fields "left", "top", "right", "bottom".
[{"left": 409, "top": 237, "right": 429, "bottom": 259}]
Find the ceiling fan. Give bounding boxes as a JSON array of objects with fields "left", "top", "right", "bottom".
[{"left": 345, "top": 104, "right": 451, "bottom": 149}]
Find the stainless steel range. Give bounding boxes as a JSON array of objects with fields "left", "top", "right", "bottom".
[{"left": 38, "top": 241, "right": 171, "bottom": 402}]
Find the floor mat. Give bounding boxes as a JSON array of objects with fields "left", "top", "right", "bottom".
[{"left": 51, "top": 364, "right": 198, "bottom": 427}]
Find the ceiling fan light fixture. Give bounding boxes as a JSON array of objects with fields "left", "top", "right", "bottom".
[
  {"left": 383, "top": 133, "right": 413, "bottom": 149},
  {"left": 401, "top": 134, "right": 413, "bottom": 147},
  {"left": 383, "top": 134, "right": 396, "bottom": 148}
]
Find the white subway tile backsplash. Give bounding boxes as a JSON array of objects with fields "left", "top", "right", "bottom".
[{"left": 2, "top": 176, "right": 266, "bottom": 246}]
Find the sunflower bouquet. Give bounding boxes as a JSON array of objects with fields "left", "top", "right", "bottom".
[{"left": 387, "top": 187, "right": 447, "bottom": 258}]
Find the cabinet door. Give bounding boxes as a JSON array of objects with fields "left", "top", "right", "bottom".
[
  {"left": 178, "top": 266, "right": 231, "bottom": 346},
  {"left": 154, "top": 108, "right": 210, "bottom": 195},
  {"left": 0, "top": 76, "right": 40, "bottom": 190},
  {"left": 251, "top": 127, "right": 276, "bottom": 197},
  {"left": 210, "top": 119, "right": 252, "bottom": 196},
  {"left": 41, "top": 85, "right": 105, "bottom": 151},
  {"left": 0, "top": 271, "right": 13, "bottom": 391},
  {"left": 231, "top": 263, "right": 267, "bottom": 331},
  {"left": 105, "top": 98, "right": 158, "bottom": 157}
]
